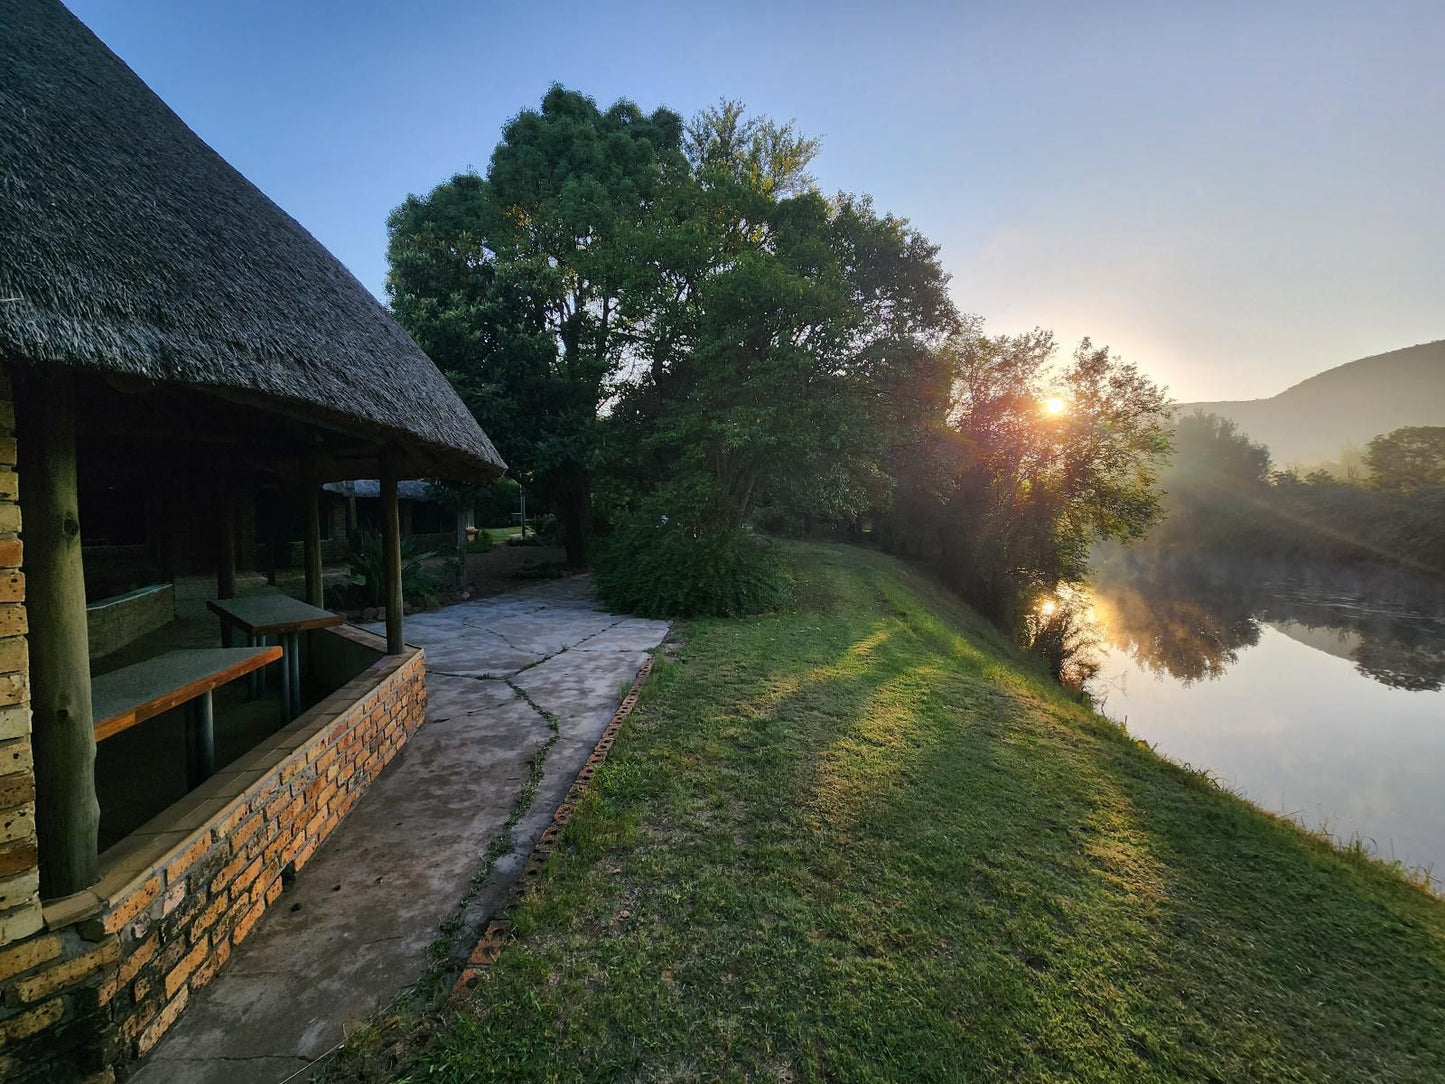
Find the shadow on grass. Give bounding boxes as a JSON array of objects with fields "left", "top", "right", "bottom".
[{"left": 320, "top": 542, "right": 1445, "bottom": 1084}]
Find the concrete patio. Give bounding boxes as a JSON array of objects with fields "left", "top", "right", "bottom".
[{"left": 131, "top": 576, "right": 669, "bottom": 1084}]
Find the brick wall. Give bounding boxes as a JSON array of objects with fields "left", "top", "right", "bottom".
[
  {"left": 85, "top": 585, "right": 174, "bottom": 661},
  {"left": 0, "top": 362, "right": 40, "bottom": 953},
  {"left": 0, "top": 495, "right": 426, "bottom": 1084}
]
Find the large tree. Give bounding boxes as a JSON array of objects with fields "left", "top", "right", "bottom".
[
  {"left": 1365, "top": 426, "right": 1445, "bottom": 494},
  {"left": 605, "top": 103, "right": 958, "bottom": 537},
  {"left": 888, "top": 327, "right": 1174, "bottom": 628},
  {"left": 386, "top": 85, "right": 684, "bottom": 565}
]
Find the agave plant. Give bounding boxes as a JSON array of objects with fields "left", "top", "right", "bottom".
[{"left": 346, "top": 530, "right": 443, "bottom": 607}]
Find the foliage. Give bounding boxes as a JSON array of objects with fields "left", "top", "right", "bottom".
[
  {"left": 344, "top": 530, "right": 443, "bottom": 607},
  {"left": 594, "top": 100, "right": 955, "bottom": 613},
  {"left": 1091, "top": 546, "right": 1445, "bottom": 691},
  {"left": 879, "top": 326, "right": 1174, "bottom": 636},
  {"left": 1146, "top": 415, "right": 1445, "bottom": 575},
  {"left": 386, "top": 85, "right": 685, "bottom": 565},
  {"left": 1022, "top": 591, "right": 1101, "bottom": 689},
  {"left": 425, "top": 477, "right": 522, "bottom": 529},
  {"left": 396, "top": 90, "right": 1172, "bottom": 661},
  {"left": 323, "top": 544, "right": 1445, "bottom": 1084},
  {"left": 593, "top": 512, "right": 793, "bottom": 618},
  {"left": 1365, "top": 425, "right": 1445, "bottom": 494}
]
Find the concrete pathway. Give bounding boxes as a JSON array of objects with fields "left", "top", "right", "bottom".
[{"left": 133, "top": 577, "right": 668, "bottom": 1084}]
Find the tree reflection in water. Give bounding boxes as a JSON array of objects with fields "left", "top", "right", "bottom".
[{"left": 1088, "top": 550, "right": 1445, "bottom": 692}]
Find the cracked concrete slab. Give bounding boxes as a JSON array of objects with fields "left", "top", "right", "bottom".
[{"left": 132, "top": 575, "right": 667, "bottom": 1084}]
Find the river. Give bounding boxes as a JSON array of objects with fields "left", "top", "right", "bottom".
[{"left": 1084, "top": 553, "right": 1445, "bottom": 890}]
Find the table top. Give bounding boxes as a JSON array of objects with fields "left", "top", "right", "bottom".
[
  {"left": 92, "top": 646, "right": 281, "bottom": 742},
  {"left": 206, "top": 593, "right": 344, "bottom": 636}
]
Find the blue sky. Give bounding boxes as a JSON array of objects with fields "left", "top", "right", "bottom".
[{"left": 66, "top": 0, "right": 1444, "bottom": 401}]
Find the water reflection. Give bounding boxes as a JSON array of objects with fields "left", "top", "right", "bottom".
[{"left": 1089, "top": 553, "right": 1445, "bottom": 692}]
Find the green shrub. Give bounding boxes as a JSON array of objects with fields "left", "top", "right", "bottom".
[
  {"left": 465, "top": 531, "right": 494, "bottom": 554},
  {"left": 345, "top": 531, "right": 444, "bottom": 607},
  {"left": 594, "top": 518, "right": 793, "bottom": 618}
]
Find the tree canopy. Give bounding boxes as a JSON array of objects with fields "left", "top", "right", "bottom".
[
  {"left": 386, "top": 85, "right": 685, "bottom": 564},
  {"left": 391, "top": 86, "right": 1179, "bottom": 644}
]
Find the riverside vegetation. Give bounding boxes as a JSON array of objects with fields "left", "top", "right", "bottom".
[{"left": 325, "top": 544, "right": 1444, "bottom": 1084}]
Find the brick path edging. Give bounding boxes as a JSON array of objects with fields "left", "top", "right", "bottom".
[{"left": 451, "top": 653, "right": 656, "bottom": 998}]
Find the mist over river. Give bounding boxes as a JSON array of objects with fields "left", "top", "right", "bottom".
[{"left": 1086, "top": 553, "right": 1445, "bottom": 890}]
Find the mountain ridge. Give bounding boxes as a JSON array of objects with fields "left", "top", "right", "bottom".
[{"left": 1179, "top": 339, "right": 1445, "bottom": 467}]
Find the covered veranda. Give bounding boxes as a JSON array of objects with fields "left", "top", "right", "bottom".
[
  {"left": 21, "top": 365, "right": 483, "bottom": 900},
  {"left": 0, "top": 2, "right": 507, "bottom": 1078}
]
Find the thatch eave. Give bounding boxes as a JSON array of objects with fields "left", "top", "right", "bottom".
[{"left": 0, "top": 0, "right": 508, "bottom": 484}]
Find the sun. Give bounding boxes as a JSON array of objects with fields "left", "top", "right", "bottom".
[{"left": 1042, "top": 396, "right": 1068, "bottom": 416}]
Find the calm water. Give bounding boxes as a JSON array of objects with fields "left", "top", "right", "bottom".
[{"left": 1085, "top": 556, "right": 1445, "bottom": 888}]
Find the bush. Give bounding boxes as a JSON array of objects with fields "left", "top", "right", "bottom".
[
  {"left": 1022, "top": 590, "right": 1099, "bottom": 690},
  {"left": 594, "top": 518, "right": 794, "bottom": 618},
  {"left": 345, "top": 531, "right": 444, "bottom": 607}
]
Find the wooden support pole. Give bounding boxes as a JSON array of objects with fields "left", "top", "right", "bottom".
[
  {"left": 216, "top": 483, "right": 236, "bottom": 647},
  {"left": 302, "top": 461, "right": 323, "bottom": 608},
  {"left": 216, "top": 484, "right": 236, "bottom": 601},
  {"left": 15, "top": 369, "right": 100, "bottom": 898},
  {"left": 263, "top": 492, "right": 279, "bottom": 587},
  {"left": 455, "top": 503, "right": 469, "bottom": 590},
  {"left": 379, "top": 450, "right": 404, "bottom": 654}
]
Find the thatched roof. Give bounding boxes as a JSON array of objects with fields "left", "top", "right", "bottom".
[{"left": 0, "top": 0, "right": 506, "bottom": 482}]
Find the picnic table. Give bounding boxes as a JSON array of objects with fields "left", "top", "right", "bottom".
[
  {"left": 206, "top": 594, "right": 344, "bottom": 722},
  {"left": 91, "top": 646, "right": 281, "bottom": 785}
]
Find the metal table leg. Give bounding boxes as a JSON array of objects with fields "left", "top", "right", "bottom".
[
  {"left": 247, "top": 632, "right": 260, "bottom": 699},
  {"left": 278, "top": 633, "right": 293, "bottom": 726},
  {"left": 185, "top": 690, "right": 215, "bottom": 787},
  {"left": 287, "top": 631, "right": 302, "bottom": 718}
]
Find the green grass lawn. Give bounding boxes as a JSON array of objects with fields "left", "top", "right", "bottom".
[
  {"left": 330, "top": 543, "right": 1444, "bottom": 1083},
  {"left": 477, "top": 526, "right": 524, "bottom": 544}
]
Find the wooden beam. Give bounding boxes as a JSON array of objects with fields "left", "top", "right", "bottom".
[
  {"left": 380, "top": 449, "right": 404, "bottom": 654},
  {"left": 15, "top": 369, "right": 100, "bottom": 898},
  {"left": 455, "top": 502, "right": 470, "bottom": 590},
  {"left": 302, "top": 458, "right": 323, "bottom": 608},
  {"left": 216, "top": 485, "right": 236, "bottom": 601}
]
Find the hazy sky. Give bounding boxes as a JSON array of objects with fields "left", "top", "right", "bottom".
[{"left": 64, "top": 0, "right": 1444, "bottom": 402}]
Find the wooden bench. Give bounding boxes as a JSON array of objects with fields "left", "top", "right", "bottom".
[{"left": 91, "top": 646, "right": 281, "bottom": 785}]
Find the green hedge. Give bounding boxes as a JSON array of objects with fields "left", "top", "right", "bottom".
[{"left": 594, "top": 519, "right": 793, "bottom": 618}]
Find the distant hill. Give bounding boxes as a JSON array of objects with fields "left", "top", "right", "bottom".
[{"left": 1180, "top": 340, "right": 1445, "bottom": 467}]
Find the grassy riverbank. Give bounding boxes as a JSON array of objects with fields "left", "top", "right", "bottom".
[{"left": 331, "top": 543, "right": 1444, "bottom": 1082}]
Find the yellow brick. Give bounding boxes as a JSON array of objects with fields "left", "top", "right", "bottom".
[
  {"left": 0, "top": 707, "right": 28, "bottom": 743},
  {"left": 102, "top": 874, "right": 160, "bottom": 934},
  {"left": 163, "top": 936, "right": 208, "bottom": 999},
  {"left": 0, "top": 932, "right": 59, "bottom": 982},
  {"left": 0, "top": 901, "right": 41, "bottom": 944},
  {"left": 136, "top": 987, "right": 188, "bottom": 1054},
  {"left": 12, "top": 936, "right": 119, "bottom": 1002},
  {"left": 0, "top": 740, "right": 31, "bottom": 780},
  {"left": 190, "top": 936, "right": 230, "bottom": 991},
  {"left": 0, "top": 996, "right": 61, "bottom": 1042},
  {"left": 0, "top": 673, "right": 27, "bottom": 710},
  {"left": 0, "top": 638, "right": 24, "bottom": 675}
]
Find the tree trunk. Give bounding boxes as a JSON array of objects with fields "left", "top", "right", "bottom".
[
  {"left": 554, "top": 466, "right": 589, "bottom": 568},
  {"left": 15, "top": 369, "right": 99, "bottom": 898}
]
